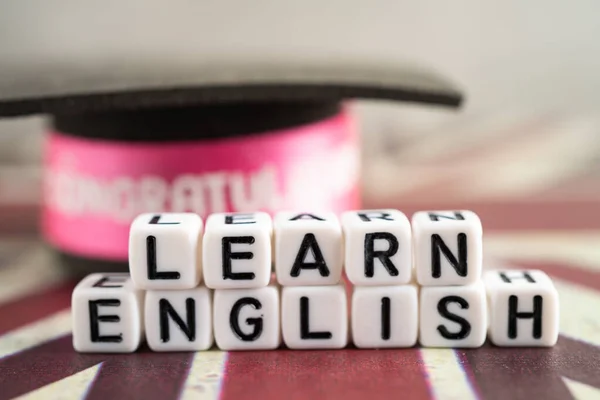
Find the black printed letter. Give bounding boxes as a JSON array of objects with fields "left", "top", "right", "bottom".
[
  {"left": 364, "top": 232, "right": 399, "bottom": 277},
  {"left": 159, "top": 298, "right": 196, "bottom": 342},
  {"left": 508, "top": 295, "right": 543, "bottom": 339},
  {"left": 93, "top": 276, "right": 128, "bottom": 288},
  {"left": 225, "top": 214, "right": 256, "bottom": 224},
  {"left": 431, "top": 234, "right": 467, "bottom": 278},
  {"left": 222, "top": 236, "right": 256, "bottom": 280},
  {"left": 358, "top": 211, "right": 394, "bottom": 222},
  {"left": 89, "top": 299, "right": 122, "bottom": 343},
  {"left": 300, "top": 296, "right": 332, "bottom": 339},
  {"left": 428, "top": 212, "right": 465, "bottom": 221},
  {"left": 500, "top": 271, "right": 536, "bottom": 283},
  {"left": 290, "top": 234, "right": 330, "bottom": 277},
  {"left": 149, "top": 215, "right": 180, "bottom": 225},
  {"left": 147, "top": 235, "right": 181, "bottom": 280},
  {"left": 230, "top": 297, "right": 263, "bottom": 341},
  {"left": 381, "top": 297, "right": 391, "bottom": 340},
  {"left": 289, "top": 213, "right": 325, "bottom": 221},
  {"left": 437, "top": 296, "right": 471, "bottom": 339}
]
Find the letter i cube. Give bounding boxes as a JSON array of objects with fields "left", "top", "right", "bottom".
[{"left": 351, "top": 284, "right": 418, "bottom": 348}]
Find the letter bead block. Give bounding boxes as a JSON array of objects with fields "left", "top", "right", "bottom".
[
  {"left": 275, "top": 212, "right": 343, "bottom": 286},
  {"left": 144, "top": 287, "right": 213, "bottom": 352},
  {"left": 281, "top": 284, "right": 348, "bottom": 349},
  {"left": 352, "top": 285, "right": 418, "bottom": 348},
  {"left": 484, "top": 270, "right": 559, "bottom": 347},
  {"left": 214, "top": 285, "right": 280, "bottom": 350},
  {"left": 203, "top": 212, "right": 272, "bottom": 289},
  {"left": 342, "top": 209, "right": 412, "bottom": 286},
  {"left": 129, "top": 213, "right": 203, "bottom": 290},
  {"left": 412, "top": 210, "right": 482, "bottom": 286},
  {"left": 419, "top": 281, "right": 487, "bottom": 348},
  {"left": 72, "top": 274, "right": 144, "bottom": 353}
]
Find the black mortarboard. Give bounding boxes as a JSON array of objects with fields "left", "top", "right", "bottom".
[{"left": 0, "top": 2, "right": 463, "bottom": 117}]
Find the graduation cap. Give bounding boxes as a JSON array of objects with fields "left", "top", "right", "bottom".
[
  {"left": 0, "top": 2, "right": 462, "bottom": 116},
  {"left": 1, "top": 2, "right": 464, "bottom": 271}
]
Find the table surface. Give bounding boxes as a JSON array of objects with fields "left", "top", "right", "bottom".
[{"left": 0, "top": 200, "right": 598, "bottom": 400}]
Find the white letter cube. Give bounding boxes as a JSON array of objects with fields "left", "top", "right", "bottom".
[
  {"left": 144, "top": 287, "right": 213, "bottom": 352},
  {"left": 352, "top": 285, "right": 418, "bottom": 348},
  {"left": 484, "top": 270, "right": 559, "bottom": 347},
  {"left": 419, "top": 281, "right": 487, "bottom": 348},
  {"left": 275, "top": 212, "right": 343, "bottom": 286},
  {"left": 203, "top": 212, "right": 272, "bottom": 289},
  {"left": 413, "top": 210, "right": 482, "bottom": 286},
  {"left": 214, "top": 284, "right": 280, "bottom": 350},
  {"left": 281, "top": 284, "right": 348, "bottom": 349},
  {"left": 72, "top": 273, "right": 144, "bottom": 353},
  {"left": 342, "top": 209, "right": 412, "bottom": 286},
  {"left": 129, "top": 213, "right": 203, "bottom": 290}
]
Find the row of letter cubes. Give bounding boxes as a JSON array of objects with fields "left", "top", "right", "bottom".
[
  {"left": 72, "top": 270, "right": 558, "bottom": 353},
  {"left": 129, "top": 210, "right": 483, "bottom": 289}
]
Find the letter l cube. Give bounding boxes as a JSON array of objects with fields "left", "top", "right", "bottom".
[{"left": 129, "top": 213, "right": 203, "bottom": 290}]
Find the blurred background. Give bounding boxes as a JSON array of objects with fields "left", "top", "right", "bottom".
[{"left": 2, "top": 1, "right": 600, "bottom": 222}]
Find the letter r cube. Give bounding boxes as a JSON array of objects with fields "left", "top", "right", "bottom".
[{"left": 342, "top": 209, "right": 412, "bottom": 285}]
